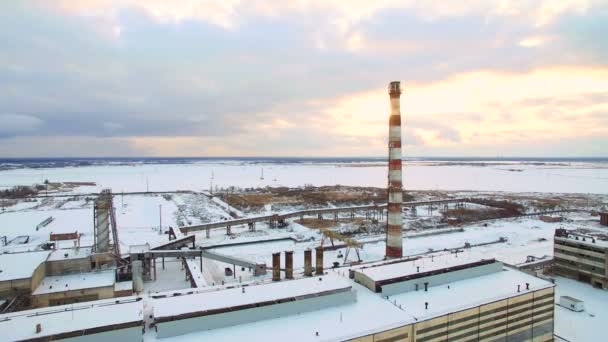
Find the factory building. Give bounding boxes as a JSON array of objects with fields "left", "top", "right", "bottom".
[
  {"left": 600, "top": 211, "right": 608, "bottom": 226},
  {"left": 553, "top": 228, "right": 608, "bottom": 289},
  {"left": 0, "top": 297, "right": 143, "bottom": 341},
  {"left": 349, "top": 256, "right": 554, "bottom": 342},
  {"left": 0, "top": 246, "right": 131, "bottom": 311},
  {"left": 0, "top": 251, "right": 556, "bottom": 341}
]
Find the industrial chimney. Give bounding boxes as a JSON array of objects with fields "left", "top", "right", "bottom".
[{"left": 386, "top": 81, "right": 403, "bottom": 259}]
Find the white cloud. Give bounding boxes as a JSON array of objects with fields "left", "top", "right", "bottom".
[
  {"left": 519, "top": 36, "right": 546, "bottom": 48},
  {"left": 0, "top": 114, "right": 43, "bottom": 134},
  {"left": 53, "top": 0, "right": 601, "bottom": 33}
]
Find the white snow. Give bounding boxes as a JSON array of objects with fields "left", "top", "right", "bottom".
[
  {"left": 142, "top": 258, "right": 191, "bottom": 293},
  {"left": 0, "top": 297, "right": 143, "bottom": 341},
  {"left": 115, "top": 281, "right": 133, "bottom": 292},
  {"left": 47, "top": 246, "right": 92, "bottom": 261},
  {"left": 387, "top": 266, "right": 553, "bottom": 320},
  {"left": 184, "top": 259, "right": 206, "bottom": 288},
  {"left": 153, "top": 274, "right": 352, "bottom": 319},
  {"left": 355, "top": 252, "right": 494, "bottom": 282},
  {"left": 1, "top": 160, "right": 606, "bottom": 194},
  {"left": 0, "top": 251, "right": 50, "bottom": 281},
  {"left": 554, "top": 277, "right": 608, "bottom": 342},
  {"left": 32, "top": 270, "right": 116, "bottom": 295},
  {"left": 155, "top": 266, "right": 553, "bottom": 342}
]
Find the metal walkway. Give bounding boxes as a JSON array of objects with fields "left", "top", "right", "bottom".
[{"left": 179, "top": 198, "right": 468, "bottom": 235}]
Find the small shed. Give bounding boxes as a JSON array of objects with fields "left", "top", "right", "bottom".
[
  {"left": 539, "top": 215, "right": 563, "bottom": 223},
  {"left": 560, "top": 295, "right": 584, "bottom": 312}
]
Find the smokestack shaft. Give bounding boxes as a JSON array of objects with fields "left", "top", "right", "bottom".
[
  {"left": 315, "top": 247, "right": 324, "bottom": 275},
  {"left": 272, "top": 252, "right": 280, "bottom": 281},
  {"left": 285, "top": 251, "right": 294, "bottom": 279},
  {"left": 386, "top": 81, "right": 403, "bottom": 258},
  {"left": 304, "top": 249, "right": 313, "bottom": 276}
]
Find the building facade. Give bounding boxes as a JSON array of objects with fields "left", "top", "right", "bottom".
[
  {"left": 553, "top": 228, "right": 608, "bottom": 289},
  {"left": 348, "top": 286, "right": 554, "bottom": 342},
  {"left": 600, "top": 212, "right": 608, "bottom": 226}
]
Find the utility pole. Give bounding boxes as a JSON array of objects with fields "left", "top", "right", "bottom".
[{"left": 159, "top": 204, "right": 162, "bottom": 235}]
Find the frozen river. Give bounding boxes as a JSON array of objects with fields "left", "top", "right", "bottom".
[{"left": 1, "top": 159, "right": 607, "bottom": 194}]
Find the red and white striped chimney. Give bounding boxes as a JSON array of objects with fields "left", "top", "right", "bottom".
[{"left": 386, "top": 81, "right": 403, "bottom": 258}]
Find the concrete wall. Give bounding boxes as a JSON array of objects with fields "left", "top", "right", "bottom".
[
  {"left": 30, "top": 261, "right": 47, "bottom": 291},
  {"left": 0, "top": 259, "right": 47, "bottom": 297},
  {"left": 46, "top": 258, "right": 91, "bottom": 276},
  {"left": 32, "top": 285, "right": 115, "bottom": 308},
  {"left": 353, "top": 272, "right": 376, "bottom": 292},
  {"left": 0, "top": 278, "right": 30, "bottom": 297},
  {"left": 380, "top": 262, "right": 503, "bottom": 296},
  {"left": 60, "top": 326, "right": 142, "bottom": 342},
  {"left": 157, "top": 289, "right": 356, "bottom": 338}
]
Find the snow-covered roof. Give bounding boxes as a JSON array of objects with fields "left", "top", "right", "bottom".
[
  {"left": 47, "top": 246, "right": 92, "bottom": 261},
  {"left": 554, "top": 276, "right": 606, "bottom": 341},
  {"left": 555, "top": 234, "right": 608, "bottom": 248},
  {"left": 355, "top": 252, "right": 493, "bottom": 283},
  {"left": 0, "top": 297, "right": 143, "bottom": 341},
  {"left": 32, "top": 270, "right": 116, "bottom": 295},
  {"left": 158, "top": 267, "right": 554, "bottom": 342},
  {"left": 115, "top": 281, "right": 133, "bottom": 292},
  {"left": 153, "top": 274, "right": 352, "bottom": 319},
  {"left": 386, "top": 266, "right": 553, "bottom": 320},
  {"left": 0, "top": 251, "right": 50, "bottom": 282}
]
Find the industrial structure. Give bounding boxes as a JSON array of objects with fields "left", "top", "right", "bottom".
[
  {"left": 0, "top": 81, "right": 568, "bottom": 341},
  {"left": 386, "top": 81, "right": 404, "bottom": 258},
  {"left": 93, "top": 189, "right": 120, "bottom": 257},
  {"left": 0, "top": 251, "right": 554, "bottom": 341},
  {"left": 600, "top": 211, "right": 608, "bottom": 226},
  {"left": 553, "top": 228, "right": 608, "bottom": 289}
]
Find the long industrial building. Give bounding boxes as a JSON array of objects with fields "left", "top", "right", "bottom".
[{"left": 0, "top": 251, "right": 555, "bottom": 341}]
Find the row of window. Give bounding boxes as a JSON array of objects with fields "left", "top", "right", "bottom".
[
  {"left": 417, "top": 307, "right": 553, "bottom": 342},
  {"left": 416, "top": 292, "right": 554, "bottom": 335},
  {"left": 555, "top": 239, "right": 606, "bottom": 254},
  {"left": 554, "top": 247, "right": 605, "bottom": 264},
  {"left": 554, "top": 257, "right": 606, "bottom": 276},
  {"left": 473, "top": 314, "right": 553, "bottom": 342}
]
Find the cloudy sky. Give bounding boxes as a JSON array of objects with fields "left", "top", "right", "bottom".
[{"left": 1, "top": 1, "right": 607, "bottom": 157}]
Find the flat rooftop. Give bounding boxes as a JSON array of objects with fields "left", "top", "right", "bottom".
[
  {"left": 0, "top": 250, "right": 50, "bottom": 282},
  {"left": 386, "top": 266, "right": 554, "bottom": 321},
  {"left": 47, "top": 246, "right": 92, "bottom": 261},
  {"left": 159, "top": 266, "right": 553, "bottom": 342},
  {"left": 0, "top": 297, "right": 143, "bottom": 341},
  {"left": 33, "top": 270, "right": 116, "bottom": 295},
  {"left": 153, "top": 274, "right": 352, "bottom": 320},
  {"left": 355, "top": 252, "right": 493, "bottom": 283},
  {"left": 555, "top": 234, "right": 608, "bottom": 248}
]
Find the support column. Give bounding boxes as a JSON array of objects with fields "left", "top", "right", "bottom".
[
  {"left": 285, "top": 251, "right": 294, "bottom": 279},
  {"left": 272, "top": 252, "right": 280, "bottom": 281},
  {"left": 304, "top": 249, "right": 313, "bottom": 277},
  {"left": 315, "top": 247, "right": 324, "bottom": 275}
]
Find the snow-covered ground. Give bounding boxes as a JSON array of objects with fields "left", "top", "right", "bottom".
[
  {"left": 554, "top": 277, "right": 608, "bottom": 342},
  {"left": 1, "top": 160, "right": 607, "bottom": 193},
  {"left": 208, "top": 215, "right": 563, "bottom": 271},
  {"left": 0, "top": 192, "right": 231, "bottom": 252}
]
